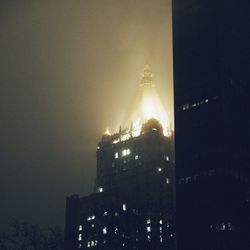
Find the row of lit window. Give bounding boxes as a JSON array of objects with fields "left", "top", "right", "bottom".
[
  {"left": 87, "top": 240, "right": 98, "bottom": 248},
  {"left": 115, "top": 149, "right": 131, "bottom": 159},
  {"left": 83, "top": 210, "right": 171, "bottom": 233},
  {"left": 79, "top": 219, "right": 169, "bottom": 237},
  {"left": 146, "top": 233, "right": 173, "bottom": 242},
  {"left": 178, "top": 170, "right": 216, "bottom": 184},
  {"left": 79, "top": 232, "right": 171, "bottom": 245},
  {"left": 182, "top": 99, "right": 209, "bottom": 111},
  {"left": 210, "top": 222, "right": 233, "bottom": 232},
  {"left": 79, "top": 231, "right": 172, "bottom": 247},
  {"left": 115, "top": 151, "right": 170, "bottom": 161},
  {"left": 84, "top": 204, "right": 127, "bottom": 224},
  {"left": 81, "top": 212, "right": 172, "bottom": 242},
  {"left": 111, "top": 155, "right": 139, "bottom": 168},
  {"left": 79, "top": 235, "right": 168, "bottom": 249}
]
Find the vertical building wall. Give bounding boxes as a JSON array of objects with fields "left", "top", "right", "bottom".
[
  {"left": 173, "top": 0, "right": 250, "bottom": 249},
  {"left": 65, "top": 195, "right": 80, "bottom": 250},
  {"left": 65, "top": 120, "right": 176, "bottom": 250}
]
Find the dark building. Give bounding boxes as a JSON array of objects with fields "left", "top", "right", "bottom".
[
  {"left": 173, "top": 0, "right": 250, "bottom": 249},
  {"left": 65, "top": 67, "right": 176, "bottom": 250}
]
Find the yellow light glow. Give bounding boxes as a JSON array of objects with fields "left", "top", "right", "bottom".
[
  {"left": 142, "top": 98, "right": 154, "bottom": 119},
  {"left": 125, "top": 64, "right": 171, "bottom": 136},
  {"left": 105, "top": 64, "right": 172, "bottom": 141},
  {"left": 104, "top": 128, "right": 111, "bottom": 136}
]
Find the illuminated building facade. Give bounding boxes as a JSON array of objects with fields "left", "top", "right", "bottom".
[
  {"left": 65, "top": 66, "right": 176, "bottom": 250},
  {"left": 173, "top": 1, "right": 250, "bottom": 249}
]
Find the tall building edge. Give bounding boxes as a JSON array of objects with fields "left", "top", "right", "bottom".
[
  {"left": 65, "top": 195, "right": 80, "bottom": 250},
  {"left": 172, "top": 0, "right": 250, "bottom": 249}
]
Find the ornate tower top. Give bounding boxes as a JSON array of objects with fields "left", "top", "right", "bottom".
[
  {"left": 140, "top": 64, "right": 155, "bottom": 87},
  {"left": 103, "top": 64, "right": 172, "bottom": 141}
]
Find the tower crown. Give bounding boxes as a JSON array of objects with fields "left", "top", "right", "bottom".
[
  {"left": 140, "top": 64, "right": 155, "bottom": 87},
  {"left": 103, "top": 64, "right": 172, "bottom": 143}
]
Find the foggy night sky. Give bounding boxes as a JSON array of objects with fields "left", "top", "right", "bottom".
[{"left": 0, "top": 0, "right": 173, "bottom": 229}]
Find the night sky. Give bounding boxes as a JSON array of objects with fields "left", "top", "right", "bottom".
[{"left": 0, "top": 0, "right": 173, "bottom": 229}]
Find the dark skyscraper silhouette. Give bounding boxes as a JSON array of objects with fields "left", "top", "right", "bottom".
[
  {"left": 65, "top": 66, "right": 175, "bottom": 250},
  {"left": 173, "top": 0, "right": 250, "bottom": 249}
]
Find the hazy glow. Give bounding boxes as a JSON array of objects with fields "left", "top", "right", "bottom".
[
  {"left": 124, "top": 65, "right": 171, "bottom": 137},
  {"left": 105, "top": 128, "right": 111, "bottom": 135},
  {"left": 104, "top": 65, "right": 172, "bottom": 142}
]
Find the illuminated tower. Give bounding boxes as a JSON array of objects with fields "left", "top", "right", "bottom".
[{"left": 65, "top": 65, "right": 176, "bottom": 250}]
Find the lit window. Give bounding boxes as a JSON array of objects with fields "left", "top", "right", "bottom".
[
  {"left": 159, "top": 220, "right": 162, "bottom": 224},
  {"left": 158, "top": 167, "right": 162, "bottom": 172},
  {"left": 87, "top": 216, "right": 91, "bottom": 221},
  {"left": 115, "top": 152, "right": 118, "bottom": 159},
  {"left": 91, "top": 215, "right": 95, "bottom": 220},
  {"left": 114, "top": 228, "right": 118, "bottom": 234},
  {"left": 170, "top": 233, "right": 173, "bottom": 237},
  {"left": 78, "top": 225, "right": 82, "bottom": 231},
  {"left": 122, "top": 204, "right": 127, "bottom": 211},
  {"left": 166, "top": 222, "right": 170, "bottom": 228},
  {"left": 147, "top": 235, "right": 151, "bottom": 241},
  {"left": 103, "top": 211, "right": 108, "bottom": 216},
  {"left": 166, "top": 156, "right": 169, "bottom": 161},
  {"left": 97, "top": 146, "right": 100, "bottom": 149},
  {"left": 91, "top": 241, "right": 94, "bottom": 246},
  {"left": 95, "top": 240, "right": 98, "bottom": 246},
  {"left": 160, "top": 235, "right": 163, "bottom": 243},
  {"left": 205, "top": 99, "right": 209, "bottom": 103},
  {"left": 115, "top": 212, "right": 119, "bottom": 216},
  {"left": 147, "top": 219, "right": 151, "bottom": 224},
  {"left": 147, "top": 226, "right": 151, "bottom": 233},
  {"left": 78, "top": 234, "right": 82, "bottom": 241},
  {"left": 122, "top": 243, "right": 125, "bottom": 246},
  {"left": 78, "top": 243, "right": 82, "bottom": 248},
  {"left": 122, "top": 148, "right": 131, "bottom": 157},
  {"left": 182, "top": 104, "right": 189, "bottom": 110},
  {"left": 166, "top": 178, "right": 170, "bottom": 184},
  {"left": 135, "top": 155, "right": 139, "bottom": 160},
  {"left": 87, "top": 241, "right": 90, "bottom": 247},
  {"left": 103, "top": 227, "right": 107, "bottom": 234},
  {"left": 98, "top": 187, "right": 103, "bottom": 193},
  {"left": 160, "top": 227, "right": 162, "bottom": 233},
  {"left": 91, "top": 224, "right": 95, "bottom": 228}
]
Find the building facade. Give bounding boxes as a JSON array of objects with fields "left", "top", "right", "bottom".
[
  {"left": 65, "top": 67, "right": 176, "bottom": 250},
  {"left": 173, "top": 0, "right": 250, "bottom": 249}
]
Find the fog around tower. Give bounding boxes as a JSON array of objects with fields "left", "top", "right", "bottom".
[
  {"left": 0, "top": 0, "right": 173, "bottom": 229},
  {"left": 123, "top": 64, "right": 172, "bottom": 137}
]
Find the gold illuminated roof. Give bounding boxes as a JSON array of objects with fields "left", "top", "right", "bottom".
[
  {"left": 124, "top": 64, "right": 171, "bottom": 136},
  {"left": 103, "top": 64, "right": 171, "bottom": 142}
]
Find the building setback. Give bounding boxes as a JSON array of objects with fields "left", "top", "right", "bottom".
[{"left": 173, "top": 0, "right": 250, "bottom": 249}]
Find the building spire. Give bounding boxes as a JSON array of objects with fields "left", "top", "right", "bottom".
[{"left": 140, "top": 64, "right": 155, "bottom": 87}]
